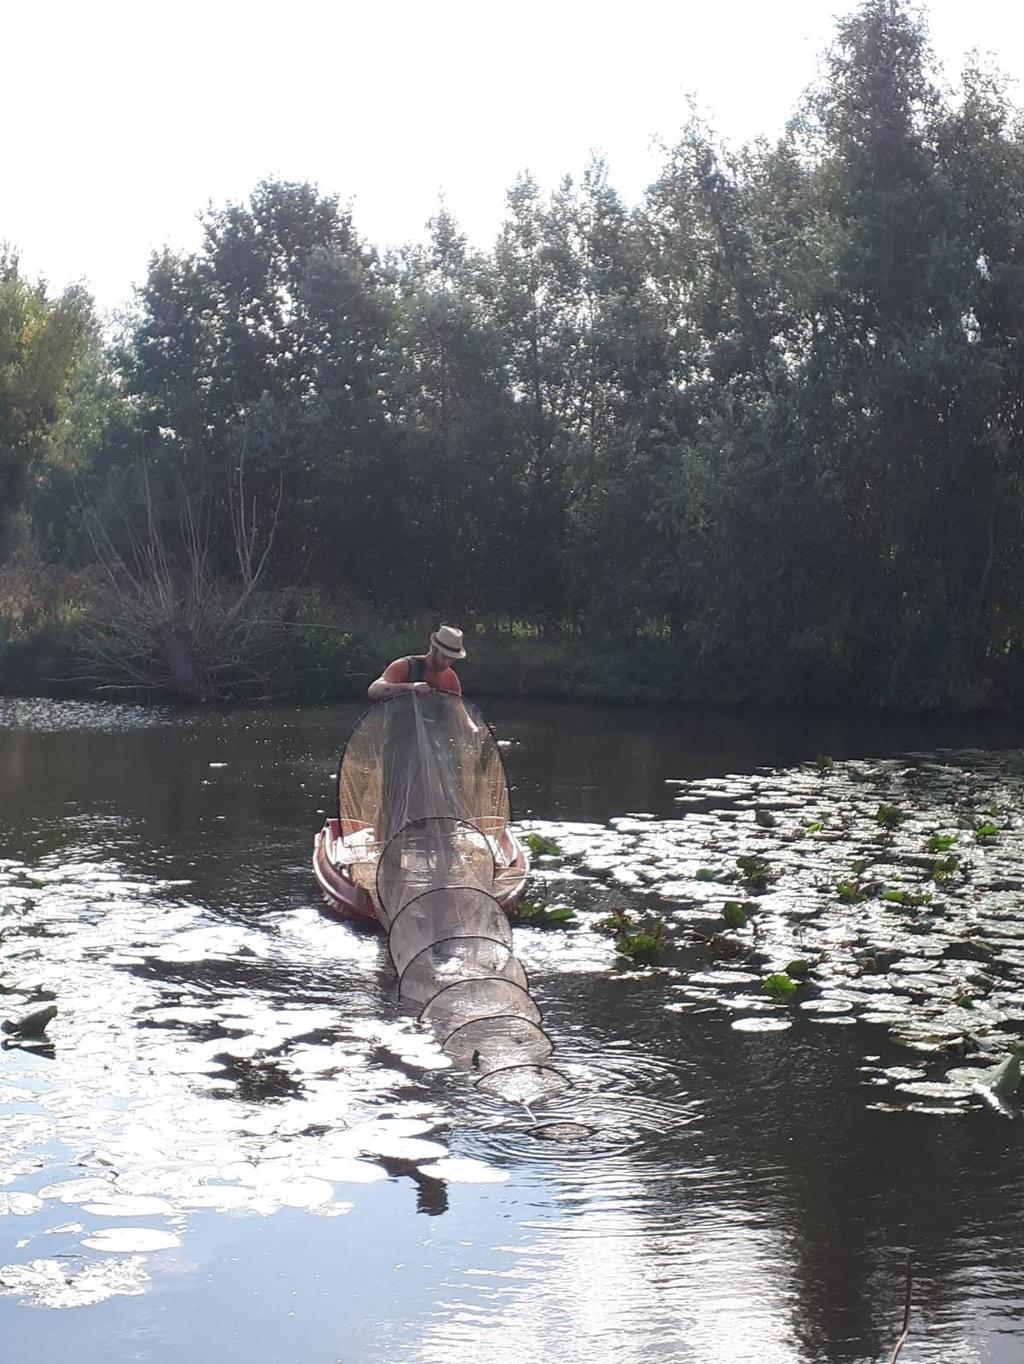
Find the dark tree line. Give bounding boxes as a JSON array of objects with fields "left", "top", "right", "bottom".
[{"left": 7, "top": 0, "right": 1024, "bottom": 706}]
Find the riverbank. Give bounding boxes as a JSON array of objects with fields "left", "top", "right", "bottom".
[
  {"left": 0, "top": 611, "right": 688, "bottom": 706},
  {"left": 1, "top": 571, "right": 1019, "bottom": 712}
]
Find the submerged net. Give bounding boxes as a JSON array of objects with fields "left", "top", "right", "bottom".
[{"left": 340, "top": 693, "right": 568, "bottom": 1106}]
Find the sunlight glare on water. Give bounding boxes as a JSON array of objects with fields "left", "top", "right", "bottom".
[{"left": 3, "top": 699, "right": 1024, "bottom": 1360}]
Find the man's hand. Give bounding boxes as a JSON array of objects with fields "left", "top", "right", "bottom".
[{"left": 411, "top": 682, "right": 431, "bottom": 696}]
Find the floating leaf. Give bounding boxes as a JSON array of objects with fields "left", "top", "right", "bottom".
[
  {"left": 722, "top": 901, "right": 749, "bottom": 929},
  {"left": 616, "top": 927, "right": 665, "bottom": 966},
  {"left": 926, "top": 834, "right": 956, "bottom": 853},
  {"left": 736, "top": 855, "right": 772, "bottom": 891},
  {"left": 524, "top": 833, "right": 560, "bottom": 857},
  {"left": 836, "top": 880, "right": 866, "bottom": 904},
  {"left": 518, "top": 901, "right": 576, "bottom": 929},
  {"left": 882, "top": 888, "right": 932, "bottom": 908},
  {"left": 931, "top": 853, "right": 960, "bottom": 883},
  {"left": 595, "top": 909, "right": 632, "bottom": 936},
  {"left": 876, "top": 804, "right": 906, "bottom": 830},
  {"left": 785, "top": 959, "right": 811, "bottom": 979},
  {"left": 762, "top": 972, "right": 798, "bottom": 1003}
]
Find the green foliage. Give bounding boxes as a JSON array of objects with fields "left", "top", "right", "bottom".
[
  {"left": 695, "top": 867, "right": 720, "bottom": 882},
  {"left": 599, "top": 907, "right": 666, "bottom": 963},
  {"left": 974, "top": 821, "right": 1000, "bottom": 843},
  {"left": 736, "top": 855, "right": 773, "bottom": 891},
  {"left": 615, "top": 924, "right": 666, "bottom": 966},
  {"left": 0, "top": 255, "right": 99, "bottom": 559},
  {"left": 762, "top": 972, "right": 799, "bottom": 1003},
  {"left": 814, "top": 755, "right": 835, "bottom": 775},
  {"left": 785, "top": 959, "right": 812, "bottom": 979},
  {"left": 12, "top": 2, "right": 1024, "bottom": 711},
  {"left": 876, "top": 804, "right": 907, "bottom": 830},
  {"left": 524, "top": 833, "right": 561, "bottom": 857},
  {"left": 926, "top": 834, "right": 956, "bottom": 853},
  {"left": 930, "top": 853, "right": 961, "bottom": 883},
  {"left": 722, "top": 900, "right": 751, "bottom": 929},
  {"left": 836, "top": 879, "right": 867, "bottom": 904},
  {"left": 882, "top": 887, "right": 932, "bottom": 908},
  {"left": 517, "top": 900, "right": 576, "bottom": 929},
  {"left": 596, "top": 908, "right": 633, "bottom": 936}
]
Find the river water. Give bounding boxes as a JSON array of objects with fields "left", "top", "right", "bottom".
[{"left": 2, "top": 697, "right": 1024, "bottom": 1363}]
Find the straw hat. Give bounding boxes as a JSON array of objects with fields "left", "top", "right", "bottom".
[{"left": 430, "top": 624, "right": 466, "bottom": 660}]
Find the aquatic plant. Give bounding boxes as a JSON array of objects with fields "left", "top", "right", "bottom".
[
  {"left": 524, "top": 833, "right": 561, "bottom": 858},
  {"left": 721, "top": 900, "right": 751, "bottom": 929},
  {"left": 974, "top": 821, "right": 1000, "bottom": 844},
  {"left": 882, "top": 888, "right": 932, "bottom": 909},
  {"left": 695, "top": 867, "right": 721, "bottom": 882},
  {"left": 598, "top": 909, "right": 667, "bottom": 964},
  {"left": 926, "top": 834, "right": 956, "bottom": 853},
  {"left": 596, "top": 907, "right": 633, "bottom": 936},
  {"left": 930, "top": 853, "right": 960, "bottom": 884},
  {"left": 876, "top": 804, "right": 907, "bottom": 830},
  {"left": 814, "top": 754, "right": 835, "bottom": 775},
  {"left": 754, "top": 807, "right": 777, "bottom": 828},
  {"left": 736, "top": 854, "right": 772, "bottom": 892},
  {"left": 615, "top": 924, "right": 665, "bottom": 967},
  {"left": 518, "top": 900, "right": 576, "bottom": 929},
  {"left": 836, "top": 879, "right": 867, "bottom": 904},
  {"left": 762, "top": 972, "right": 798, "bottom": 1003}
]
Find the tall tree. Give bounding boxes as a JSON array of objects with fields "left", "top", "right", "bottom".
[{"left": 0, "top": 254, "right": 97, "bottom": 559}]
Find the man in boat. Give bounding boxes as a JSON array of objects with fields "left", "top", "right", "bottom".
[
  {"left": 367, "top": 625, "right": 466, "bottom": 701},
  {"left": 369, "top": 626, "right": 474, "bottom": 849}
]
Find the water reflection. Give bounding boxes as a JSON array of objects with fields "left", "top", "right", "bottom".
[{"left": 3, "top": 700, "right": 1024, "bottom": 1359}]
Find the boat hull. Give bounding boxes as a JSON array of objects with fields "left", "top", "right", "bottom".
[{"left": 312, "top": 818, "right": 530, "bottom": 927}]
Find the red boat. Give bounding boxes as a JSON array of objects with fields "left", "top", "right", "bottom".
[{"left": 313, "top": 694, "right": 531, "bottom": 927}]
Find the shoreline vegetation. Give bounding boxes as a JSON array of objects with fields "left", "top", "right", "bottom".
[
  {"left": 5, "top": 2, "right": 1024, "bottom": 714},
  {"left": 2, "top": 567, "right": 1024, "bottom": 713}
]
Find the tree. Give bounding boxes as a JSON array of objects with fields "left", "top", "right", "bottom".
[
  {"left": 0, "top": 254, "right": 97, "bottom": 559},
  {"left": 122, "top": 180, "right": 391, "bottom": 591}
]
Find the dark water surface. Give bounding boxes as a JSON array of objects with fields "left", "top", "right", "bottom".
[{"left": 2, "top": 697, "right": 1024, "bottom": 1363}]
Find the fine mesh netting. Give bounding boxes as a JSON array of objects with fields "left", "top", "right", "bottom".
[
  {"left": 339, "top": 693, "right": 569, "bottom": 1106},
  {"left": 376, "top": 819, "right": 495, "bottom": 927},
  {"left": 338, "top": 691, "right": 510, "bottom": 848}
]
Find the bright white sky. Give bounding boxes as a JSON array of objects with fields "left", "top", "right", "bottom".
[{"left": 5, "top": 0, "right": 1024, "bottom": 313}]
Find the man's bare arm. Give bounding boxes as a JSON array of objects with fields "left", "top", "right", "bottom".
[{"left": 367, "top": 676, "right": 431, "bottom": 700}]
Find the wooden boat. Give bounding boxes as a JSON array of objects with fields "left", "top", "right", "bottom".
[{"left": 313, "top": 693, "right": 530, "bottom": 927}]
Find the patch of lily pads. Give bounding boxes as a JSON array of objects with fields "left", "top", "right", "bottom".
[{"left": 523, "top": 748, "right": 1024, "bottom": 1115}]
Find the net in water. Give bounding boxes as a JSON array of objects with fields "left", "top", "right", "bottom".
[{"left": 339, "top": 693, "right": 568, "bottom": 1105}]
